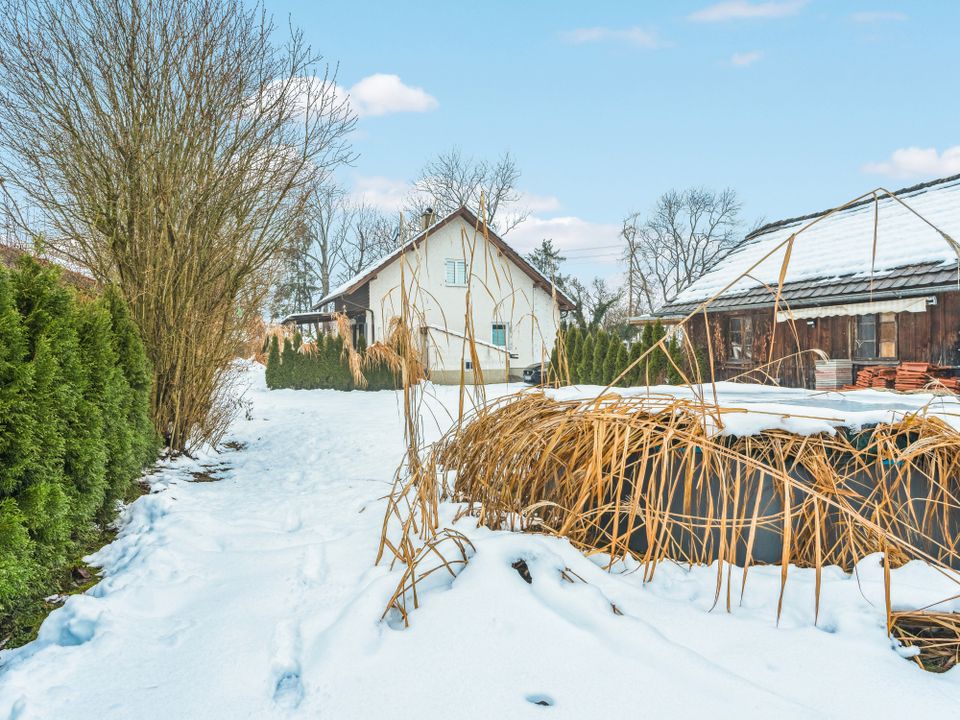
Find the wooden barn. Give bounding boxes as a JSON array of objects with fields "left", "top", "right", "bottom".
[{"left": 646, "top": 175, "right": 960, "bottom": 389}]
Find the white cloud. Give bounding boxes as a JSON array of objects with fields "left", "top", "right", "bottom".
[
  {"left": 345, "top": 74, "right": 438, "bottom": 118},
  {"left": 862, "top": 146, "right": 960, "bottom": 179},
  {"left": 509, "top": 215, "right": 622, "bottom": 255},
  {"left": 560, "top": 26, "right": 664, "bottom": 48},
  {"left": 348, "top": 175, "right": 412, "bottom": 213},
  {"left": 689, "top": 0, "right": 806, "bottom": 22},
  {"left": 731, "top": 50, "right": 763, "bottom": 66},
  {"left": 518, "top": 191, "right": 562, "bottom": 213},
  {"left": 851, "top": 10, "right": 907, "bottom": 23}
]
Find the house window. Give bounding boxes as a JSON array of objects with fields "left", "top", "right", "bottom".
[
  {"left": 857, "top": 313, "right": 896, "bottom": 359},
  {"left": 445, "top": 259, "right": 467, "bottom": 286},
  {"left": 491, "top": 322, "right": 509, "bottom": 348},
  {"left": 728, "top": 316, "right": 753, "bottom": 361},
  {"left": 353, "top": 321, "right": 366, "bottom": 348}
]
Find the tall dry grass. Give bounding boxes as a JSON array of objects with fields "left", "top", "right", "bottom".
[{"left": 375, "top": 188, "right": 960, "bottom": 670}]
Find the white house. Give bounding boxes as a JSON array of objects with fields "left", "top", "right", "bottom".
[{"left": 283, "top": 206, "right": 574, "bottom": 383}]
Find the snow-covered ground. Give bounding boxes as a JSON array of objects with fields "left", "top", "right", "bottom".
[{"left": 1, "top": 365, "right": 959, "bottom": 719}]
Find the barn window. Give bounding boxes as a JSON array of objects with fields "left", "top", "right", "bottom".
[
  {"left": 879, "top": 313, "right": 897, "bottom": 358},
  {"left": 855, "top": 313, "right": 897, "bottom": 359},
  {"left": 728, "top": 316, "right": 753, "bottom": 361},
  {"left": 855, "top": 314, "right": 876, "bottom": 359},
  {"left": 445, "top": 259, "right": 467, "bottom": 286}
]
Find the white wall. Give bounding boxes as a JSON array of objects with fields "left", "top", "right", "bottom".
[{"left": 366, "top": 216, "right": 560, "bottom": 382}]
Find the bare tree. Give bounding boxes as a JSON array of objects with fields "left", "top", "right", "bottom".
[
  {"left": 622, "top": 188, "right": 742, "bottom": 315},
  {"left": 336, "top": 203, "right": 398, "bottom": 280},
  {"left": 567, "top": 277, "right": 622, "bottom": 332},
  {"left": 0, "top": 0, "right": 355, "bottom": 450},
  {"left": 408, "top": 148, "right": 528, "bottom": 233}
]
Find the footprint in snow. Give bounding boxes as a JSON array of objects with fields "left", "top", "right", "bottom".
[{"left": 270, "top": 619, "right": 304, "bottom": 709}]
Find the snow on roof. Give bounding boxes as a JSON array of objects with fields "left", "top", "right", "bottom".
[{"left": 669, "top": 175, "right": 960, "bottom": 309}]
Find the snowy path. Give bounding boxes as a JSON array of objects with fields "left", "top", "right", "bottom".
[{"left": 1, "top": 364, "right": 958, "bottom": 719}]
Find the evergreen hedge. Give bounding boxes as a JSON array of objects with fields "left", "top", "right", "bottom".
[
  {"left": 0, "top": 257, "right": 158, "bottom": 616},
  {"left": 549, "top": 321, "right": 693, "bottom": 387},
  {"left": 265, "top": 333, "right": 399, "bottom": 391}
]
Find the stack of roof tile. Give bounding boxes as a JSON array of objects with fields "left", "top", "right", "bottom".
[
  {"left": 894, "top": 362, "right": 957, "bottom": 392},
  {"left": 849, "top": 365, "right": 897, "bottom": 390}
]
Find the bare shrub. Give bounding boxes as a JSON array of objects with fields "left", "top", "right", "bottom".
[{"left": 0, "top": 0, "right": 355, "bottom": 451}]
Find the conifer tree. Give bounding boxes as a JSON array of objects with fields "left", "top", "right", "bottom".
[
  {"left": 602, "top": 335, "right": 619, "bottom": 385},
  {"left": 102, "top": 285, "right": 157, "bottom": 470},
  {"left": 614, "top": 342, "right": 629, "bottom": 387},
  {"left": 265, "top": 335, "right": 281, "bottom": 389},
  {"left": 591, "top": 330, "right": 607, "bottom": 384},
  {"left": 562, "top": 326, "right": 579, "bottom": 384},
  {"left": 627, "top": 337, "right": 644, "bottom": 387},
  {"left": 280, "top": 337, "right": 296, "bottom": 388},
  {"left": 0, "top": 267, "right": 35, "bottom": 609},
  {"left": 77, "top": 300, "right": 128, "bottom": 522},
  {"left": 13, "top": 257, "right": 103, "bottom": 547},
  {"left": 666, "top": 334, "right": 684, "bottom": 384},
  {"left": 578, "top": 333, "right": 594, "bottom": 386}
]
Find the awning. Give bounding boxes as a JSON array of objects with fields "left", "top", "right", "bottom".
[{"left": 775, "top": 296, "right": 930, "bottom": 323}]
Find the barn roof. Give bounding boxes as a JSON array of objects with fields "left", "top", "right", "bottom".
[
  {"left": 314, "top": 206, "right": 575, "bottom": 311},
  {"left": 656, "top": 174, "right": 960, "bottom": 317}
]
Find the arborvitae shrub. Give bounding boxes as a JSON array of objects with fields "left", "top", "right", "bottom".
[
  {"left": 0, "top": 259, "right": 156, "bottom": 618},
  {"left": 102, "top": 285, "right": 157, "bottom": 476},
  {"left": 578, "top": 334, "right": 594, "bottom": 386},
  {"left": 627, "top": 337, "right": 644, "bottom": 387},
  {"left": 562, "top": 326, "right": 579, "bottom": 384},
  {"left": 591, "top": 331, "right": 607, "bottom": 384},
  {"left": 602, "top": 335, "right": 619, "bottom": 385},
  {"left": 0, "top": 270, "right": 35, "bottom": 609},
  {"left": 667, "top": 334, "right": 684, "bottom": 384},
  {"left": 614, "top": 342, "right": 629, "bottom": 386},
  {"left": 265, "top": 335, "right": 281, "bottom": 389}
]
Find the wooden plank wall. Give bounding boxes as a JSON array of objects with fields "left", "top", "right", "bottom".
[{"left": 683, "top": 291, "right": 960, "bottom": 388}]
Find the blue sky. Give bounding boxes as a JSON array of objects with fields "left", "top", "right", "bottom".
[{"left": 264, "top": 0, "right": 960, "bottom": 279}]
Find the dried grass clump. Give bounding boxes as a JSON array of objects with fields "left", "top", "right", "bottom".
[
  {"left": 891, "top": 611, "right": 960, "bottom": 672},
  {"left": 438, "top": 393, "right": 960, "bottom": 574}
]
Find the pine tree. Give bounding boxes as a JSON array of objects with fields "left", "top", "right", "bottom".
[{"left": 265, "top": 335, "right": 281, "bottom": 389}]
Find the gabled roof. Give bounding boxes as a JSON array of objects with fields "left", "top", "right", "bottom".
[
  {"left": 314, "top": 206, "right": 575, "bottom": 311},
  {"left": 657, "top": 174, "right": 960, "bottom": 316}
]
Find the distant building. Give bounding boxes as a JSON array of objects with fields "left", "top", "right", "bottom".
[
  {"left": 1, "top": 242, "right": 96, "bottom": 291},
  {"left": 644, "top": 174, "right": 960, "bottom": 388},
  {"left": 282, "top": 206, "right": 573, "bottom": 383}
]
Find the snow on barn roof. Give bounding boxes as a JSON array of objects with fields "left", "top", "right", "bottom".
[
  {"left": 314, "top": 206, "right": 575, "bottom": 311},
  {"left": 659, "top": 174, "right": 960, "bottom": 316}
]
